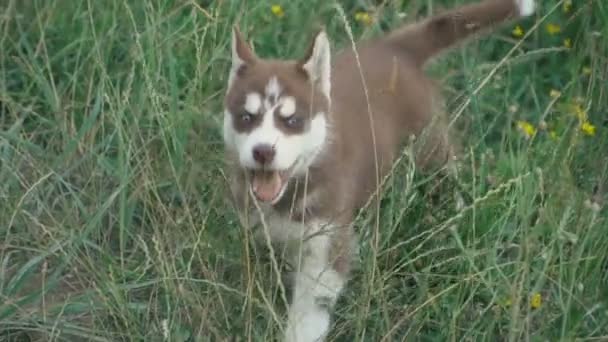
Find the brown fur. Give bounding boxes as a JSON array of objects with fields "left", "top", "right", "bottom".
[
  {"left": 388, "top": 0, "right": 521, "bottom": 65},
  {"left": 224, "top": 2, "right": 531, "bottom": 337},
  {"left": 229, "top": 0, "right": 522, "bottom": 226}
]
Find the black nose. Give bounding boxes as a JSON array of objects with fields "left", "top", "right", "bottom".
[{"left": 252, "top": 144, "right": 275, "bottom": 165}]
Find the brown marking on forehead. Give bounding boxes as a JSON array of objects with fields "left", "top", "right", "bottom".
[{"left": 225, "top": 60, "right": 330, "bottom": 134}]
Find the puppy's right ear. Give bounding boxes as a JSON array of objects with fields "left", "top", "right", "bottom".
[
  {"left": 228, "top": 25, "right": 256, "bottom": 88},
  {"left": 230, "top": 26, "right": 256, "bottom": 78}
]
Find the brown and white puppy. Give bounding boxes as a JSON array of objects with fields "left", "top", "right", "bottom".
[{"left": 222, "top": 0, "right": 535, "bottom": 341}]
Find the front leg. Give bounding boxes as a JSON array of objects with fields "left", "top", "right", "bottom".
[{"left": 284, "top": 222, "right": 351, "bottom": 342}]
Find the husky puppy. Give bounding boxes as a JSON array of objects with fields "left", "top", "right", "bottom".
[{"left": 222, "top": 1, "right": 535, "bottom": 340}]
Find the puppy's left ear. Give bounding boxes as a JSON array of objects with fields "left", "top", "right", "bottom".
[
  {"left": 228, "top": 25, "right": 256, "bottom": 88},
  {"left": 299, "top": 30, "right": 331, "bottom": 100}
]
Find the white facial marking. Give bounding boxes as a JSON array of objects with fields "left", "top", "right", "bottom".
[
  {"left": 265, "top": 76, "right": 282, "bottom": 101},
  {"left": 244, "top": 92, "right": 262, "bottom": 114},
  {"left": 279, "top": 96, "right": 296, "bottom": 117},
  {"left": 224, "top": 109, "right": 327, "bottom": 174},
  {"left": 289, "top": 113, "right": 327, "bottom": 175},
  {"left": 223, "top": 75, "right": 328, "bottom": 201},
  {"left": 515, "top": 0, "right": 535, "bottom": 17}
]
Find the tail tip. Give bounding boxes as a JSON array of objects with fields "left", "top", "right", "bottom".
[{"left": 515, "top": 0, "right": 536, "bottom": 17}]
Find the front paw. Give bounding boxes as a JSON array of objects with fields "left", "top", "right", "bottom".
[{"left": 283, "top": 307, "right": 330, "bottom": 342}]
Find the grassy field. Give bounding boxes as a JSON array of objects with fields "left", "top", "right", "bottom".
[{"left": 1, "top": 0, "right": 607, "bottom": 340}]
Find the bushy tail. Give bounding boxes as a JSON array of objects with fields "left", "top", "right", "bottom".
[{"left": 387, "top": 0, "right": 535, "bottom": 66}]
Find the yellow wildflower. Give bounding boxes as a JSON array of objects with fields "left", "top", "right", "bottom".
[
  {"left": 581, "top": 121, "right": 596, "bottom": 136},
  {"left": 549, "top": 89, "right": 561, "bottom": 98},
  {"left": 517, "top": 120, "right": 537, "bottom": 138},
  {"left": 582, "top": 66, "right": 592, "bottom": 76},
  {"left": 546, "top": 23, "right": 562, "bottom": 35},
  {"left": 563, "top": 38, "right": 572, "bottom": 49},
  {"left": 530, "top": 293, "right": 542, "bottom": 309},
  {"left": 355, "top": 11, "right": 373, "bottom": 26},
  {"left": 512, "top": 25, "right": 524, "bottom": 38},
  {"left": 271, "top": 5, "right": 285, "bottom": 18},
  {"left": 563, "top": 0, "right": 572, "bottom": 14}
]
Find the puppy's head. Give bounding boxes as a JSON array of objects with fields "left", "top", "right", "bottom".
[{"left": 223, "top": 27, "right": 332, "bottom": 205}]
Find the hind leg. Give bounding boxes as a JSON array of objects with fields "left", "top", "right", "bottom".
[{"left": 414, "top": 109, "right": 460, "bottom": 173}]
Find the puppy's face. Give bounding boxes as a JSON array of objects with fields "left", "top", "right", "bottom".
[{"left": 223, "top": 28, "right": 332, "bottom": 205}]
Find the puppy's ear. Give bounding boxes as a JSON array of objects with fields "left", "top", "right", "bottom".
[
  {"left": 299, "top": 29, "right": 331, "bottom": 100},
  {"left": 229, "top": 25, "right": 256, "bottom": 87}
]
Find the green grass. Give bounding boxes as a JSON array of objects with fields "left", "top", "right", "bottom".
[{"left": 1, "top": 0, "right": 607, "bottom": 340}]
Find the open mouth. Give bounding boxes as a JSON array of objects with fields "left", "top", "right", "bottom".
[{"left": 249, "top": 169, "right": 291, "bottom": 204}]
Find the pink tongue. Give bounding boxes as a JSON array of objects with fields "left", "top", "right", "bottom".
[{"left": 252, "top": 171, "right": 282, "bottom": 202}]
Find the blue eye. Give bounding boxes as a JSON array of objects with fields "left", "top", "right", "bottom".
[{"left": 285, "top": 116, "right": 302, "bottom": 127}]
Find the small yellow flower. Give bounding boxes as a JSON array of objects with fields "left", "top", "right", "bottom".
[
  {"left": 563, "top": 38, "right": 572, "bottom": 49},
  {"left": 530, "top": 293, "right": 542, "bottom": 309},
  {"left": 271, "top": 4, "right": 285, "bottom": 18},
  {"left": 582, "top": 66, "right": 592, "bottom": 76},
  {"left": 512, "top": 25, "right": 524, "bottom": 38},
  {"left": 517, "top": 120, "right": 537, "bottom": 138},
  {"left": 546, "top": 23, "right": 562, "bottom": 35},
  {"left": 355, "top": 11, "right": 373, "bottom": 26},
  {"left": 549, "top": 89, "right": 561, "bottom": 98},
  {"left": 563, "top": 0, "right": 572, "bottom": 14},
  {"left": 581, "top": 121, "right": 596, "bottom": 136}
]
